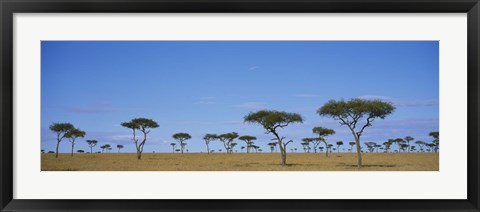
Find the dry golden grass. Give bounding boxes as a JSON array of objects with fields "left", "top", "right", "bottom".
[{"left": 41, "top": 152, "right": 438, "bottom": 171}]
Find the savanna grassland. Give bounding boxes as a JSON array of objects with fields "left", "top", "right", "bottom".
[{"left": 41, "top": 152, "right": 439, "bottom": 171}]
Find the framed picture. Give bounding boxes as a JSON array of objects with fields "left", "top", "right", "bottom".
[{"left": 1, "top": 0, "right": 479, "bottom": 211}]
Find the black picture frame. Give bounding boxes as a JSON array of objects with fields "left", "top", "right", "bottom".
[{"left": 1, "top": 0, "right": 479, "bottom": 211}]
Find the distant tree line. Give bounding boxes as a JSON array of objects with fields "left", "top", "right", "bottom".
[{"left": 46, "top": 98, "right": 439, "bottom": 169}]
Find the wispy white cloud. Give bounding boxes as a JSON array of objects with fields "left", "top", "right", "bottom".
[
  {"left": 293, "top": 94, "right": 319, "bottom": 98},
  {"left": 234, "top": 102, "right": 267, "bottom": 110},
  {"left": 248, "top": 66, "right": 260, "bottom": 71},
  {"left": 358, "top": 95, "right": 438, "bottom": 107}
]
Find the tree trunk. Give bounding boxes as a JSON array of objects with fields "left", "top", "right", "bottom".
[
  {"left": 278, "top": 142, "right": 286, "bottom": 166},
  {"left": 355, "top": 138, "right": 362, "bottom": 168},
  {"left": 206, "top": 144, "right": 210, "bottom": 154},
  {"left": 71, "top": 143, "right": 74, "bottom": 157},
  {"left": 90, "top": 146, "right": 93, "bottom": 154},
  {"left": 323, "top": 142, "right": 329, "bottom": 157},
  {"left": 55, "top": 141, "right": 60, "bottom": 158}
]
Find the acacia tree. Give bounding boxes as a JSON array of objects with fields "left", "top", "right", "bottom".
[
  {"left": 121, "top": 118, "right": 159, "bottom": 160},
  {"left": 172, "top": 133, "right": 191, "bottom": 154},
  {"left": 429, "top": 131, "right": 439, "bottom": 152},
  {"left": 268, "top": 142, "right": 277, "bottom": 152},
  {"left": 383, "top": 140, "right": 394, "bottom": 153},
  {"left": 300, "top": 139, "right": 311, "bottom": 153},
  {"left": 336, "top": 141, "right": 344, "bottom": 152},
  {"left": 104, "top": 144, "right": 111, "bottom": 152},
  {"left": 348, "top": 142, "right": 355, "bottom": 152},
  {"left": 218, "top": 132, "right": 239, "bottom": 154},
  {"left": 86, "top": 140, "right": 98, "bottom": 153},
  {"left": 244, "top": 110, "right": 303, "bottom": 166},
  {"left": 65, "top": 128, "right": 86, "bottom": 157},
  {"left": 238, "top": 136, "right": 256, "bottom": 153},
  {"left": 117, "top": 145, "right": 124, "bottom": 153},
  {"left": 312, "top": 127, "right": 335, "bottom": 157},
  {"left": 404, "top": 136, "right": 414, "bottom": 152},
  {"left": 170, "top": 143, "right": 176, "bottom": 153},
  {"left": 365, "top": 142, "right": 376, "bottom": 152},
  {"left": 306, "top": 137, "right": 321, "bottom": 153},
  {"left": 318, "top": 98, "right": 395, "bottom": 168},
  {"left": 415, "top": 141, "right": 426, "bottom": 152},
  {"left": 394, "top": 138, "right": 405, "bottom": 152},
  {"left": 49, "top": 122, "right": 75, "bottom": 158},
  {"left": 100, "top": 145, "right": 105, "bottom": 152},
  {"left": 100, "top": 144, "right": 110, "bottom": 153},
  {"left": 203, "top": 134, "right": 217, "bottom": 154}
]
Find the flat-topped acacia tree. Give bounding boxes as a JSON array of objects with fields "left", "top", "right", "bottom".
[
  {"left": 203, "top": 134, "right": 217, "bottom": 154},
  {"left": 238, "top": 135, "right": 256, "bottom": 153},
  {"left": 86, "top": 140, "right": 98, "bottom": 153},
  {"left": 218, "top": 132, "right": 239, "bottom": 154},
  {"left": 244, "top": 110, "right": 303, "bottom": 166},
  {"left": 121, "top": 118, "right": 159, "bottom": 159},
  {"left": 65, "top": 128, "right": 86, "bottom": 157},
  {"left": 49, "top": 122, "right": 75, "bottom": 158},
  {"left": 172, "top": 132, "right": 191, "bottom": 154},
  {"left": 429, "top": 131, "right": 439, "bottom": 152},
  {"left": 336, "top": 141, "right": 344, "bottom": 152},
  {"left": 117, "top": 145, "right": 124, "bottom": 153},
  {"left": 312, "top": 126, "right": 336, "bottom": 157},
  {"left": 318, "top": 98, "right": 395, "bottom": 168}
]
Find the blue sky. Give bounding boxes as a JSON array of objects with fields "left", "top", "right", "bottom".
[{"left": 41, "top": 41, "right": 439, "bottom": 153}]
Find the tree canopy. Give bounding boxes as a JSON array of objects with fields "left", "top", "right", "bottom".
[
  {"left": 121, "top": 118, "right": 159, "bottom": 159},
  {"left": 65, "top": 128, "right": 86, "bottom": 139},
  {"left": 312, "top": 127, "right": 335, "bottom": 137},
  {"left": 49, "top": 122, "right": 74, "bottom": 134},
  {"left": 244, "top": 110, "right": 303, "bottom": 133},
  {"left": 121, "top": 118, "right": 159, "bottom": 131},
  {"left": 318, "top": 98, "right": 395, "bottom": 122},
  {"left": 173, "top": 133, "right": 192, "bottom": 141},
  {"left": 238, "top": 135, "right": 257, "bottom": 142},
  {"left": 244, "top": 110, "right": 303, "bottom": 165},
  {"left": 317, "top": 98, "right": 395, "bottom": 168}
]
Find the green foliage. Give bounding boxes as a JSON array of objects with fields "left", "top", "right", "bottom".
[
  {"left": 312, "top": 127, "right": 335, "bottom": 137},
  {"left": 404, "top": 136, "right": 414, "bottom": 142},
  {"left": 244, "top": 110, "right": 303, "bottom": 132},
  {"left": 86, "top": 140, "right": 98, "bottom": 146},
  {"left": 121, "top": 118, "right": 159, "bottom": 131},
  {"left": 429, "top": 132, "right": 439, "bottom": 140},
  {"left": 218, "top": 132, "right": 238, "bottom": 141},
  {"left": 238, "top": 135, "right": 256, "bottom": 142},
  {"left": 302, "top": 138, "right": 315, "bottom": 143},
  {"left": 336, "top": 141, "right": 344, "bottom": 146},
  {"left": 203, "top": 134, "right": 218, "bottom": 142},
  {"left": 65, "top": 128, "right": 86, "bottom": 139},
  {"left": 318, "top": 98, "right": 395, "bottom": 120},
  {"left": 349, "top": 142, "right": 356, "bottom": 146},
  {"left": 49, "top": 122, "right": 74, "bottom": 133},
  {"left": 117, "top": 145, "right": 124, "bottom": 148},
  {"left": 173, "top": 132, "right": 192, "bottom": 141}
]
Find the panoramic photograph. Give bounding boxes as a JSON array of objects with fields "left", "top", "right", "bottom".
[{"left": 41, "top": 41, "right": 439, "bottom": 171}]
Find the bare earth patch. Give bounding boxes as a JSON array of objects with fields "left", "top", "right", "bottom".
[{"left": 41, "top": 152, "right": 439, "bottom": 171}]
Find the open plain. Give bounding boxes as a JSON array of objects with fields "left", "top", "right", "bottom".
[{"left": 41, "top": 152, "right": 439, "bottom": 171}]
